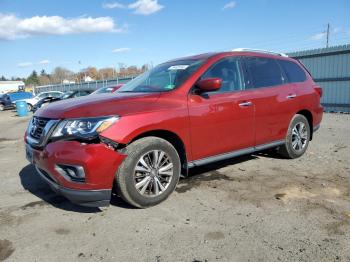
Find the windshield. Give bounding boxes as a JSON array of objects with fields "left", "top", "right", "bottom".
[
  {"left": 118, "top": 59, "right": 204, "bottom": 93},
  {"left": 61, "top": 91, "right": 74, "bottom": 99},
  {"left": 92, "top": 86, "right": 115, "bottom": 94},
  {"left": 37, "top": 93, "right": 47, "bottom": 99}
]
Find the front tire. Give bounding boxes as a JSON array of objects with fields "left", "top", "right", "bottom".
[
  {"left": 116, "top": 137, "right": 181, "bottom": 208},
  {"left": 0, "top": 104, "right": 4, "bottom": 111},
  {"left": 278, "top": 114, "right": 311, "bottom": 159}
]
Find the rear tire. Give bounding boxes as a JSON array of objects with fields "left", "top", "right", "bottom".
[
  {"left": 27, "top": 104, "right": 33, "bottom": 111},
  {"left": 0, "top": 104, "right": 4, "bottom": 111},
  {"left": 116, "top": 137, "right": 181, "bottom": 208},
  {"left": 278, "top": 114, "right": 310, "bottom": 159}
]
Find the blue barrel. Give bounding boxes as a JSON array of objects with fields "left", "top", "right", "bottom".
[{"left": 16, "top": 101, "right": 28, "bottom": 117}]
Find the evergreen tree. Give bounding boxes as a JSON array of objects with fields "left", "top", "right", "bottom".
[{"left": 25, "top": 70, "right": 39, "bottom": 86}]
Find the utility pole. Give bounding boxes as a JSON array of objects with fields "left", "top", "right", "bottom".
[{"left": 326, "top": 23, "right": 330, "bottom": 48}]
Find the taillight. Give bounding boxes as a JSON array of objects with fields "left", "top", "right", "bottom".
[{"left": 314, "top": 85, "right": 322, "bottom": 97}]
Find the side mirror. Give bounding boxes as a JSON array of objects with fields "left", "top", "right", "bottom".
[{"left": 196, "top": 78, "right": 222, "bottom": 92}]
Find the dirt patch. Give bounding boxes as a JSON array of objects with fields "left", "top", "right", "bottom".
[
  {"left": 0, "top": 138, "right": 18, "bottom": 143},
  {"left": 55, "top": 228, "right": 70, "bottom": 235},
  {"left": 274, "top": 193, "right": 286, "bottom": 200},
  {"left": 0, "top": 239, "right": 15, "bottom": 261},
  {"left": 204, "top": 231, "right": 225, "bottom": 240},
  {"left": 324, "top": 219, "right": 350, "bottom": 236},
  {"left": 333, "top": 144, "right": 347, "bottom": 153},
  {"left": 176, "top": 170, "right": 235, "bottom": 193},
  {"left": 0, "top": 212, "right": 21, "bottom": 227},
  {"left": 21, "top": 200, "right": 49, "bottom": 209},
  {"left": 277, "top": 186, "right": 316, "bottom": 201}
]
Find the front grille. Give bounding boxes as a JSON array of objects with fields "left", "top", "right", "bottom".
[{"left": 30, "top": 117, "right": 50, "bottom": 140}]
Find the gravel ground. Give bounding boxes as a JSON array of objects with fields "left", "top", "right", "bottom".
[{"left": 0, "top": 110, "right": 349, "bottom": 262}]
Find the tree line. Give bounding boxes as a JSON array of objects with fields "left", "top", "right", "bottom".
[{"left": 1, "top": 64, "right": 150, "bottom": 87}]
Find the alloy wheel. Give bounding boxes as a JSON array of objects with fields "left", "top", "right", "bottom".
[
  {"left": 291, "top": 122, "right": 308, "bottom": 151},
  {"left": 133, "top": 150, "right": 174, "bottom": 197}
]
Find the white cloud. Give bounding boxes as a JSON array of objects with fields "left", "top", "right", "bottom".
[
  {"left": 103, "top": 0, "right": 164, "bottom": 15},
  {"left": 0, "top": 13, "right": 124, "bottom": 40},
  {"left": 309, "top": 27, "right": 348, "bottom": 41},
  {"left": 129, "top": 0, "right": 164, "bottom": 15},
  {"left": 310, "top": 32, "right": 326, "bottom": 41},
  {"left": 102, "top": 2, "right": 126, "bottom": 9},
  {"left": 222, "top": 1, "right": 236, "bottom": 10},
  {"left": 39, "top": 59, "right": 51, "bottom": 65},
  {"left": 18, "top": 62, "right": 33, "bottom": 68},
  {"left": 112, "top": 47, "right": 131, "bottom": 53}
]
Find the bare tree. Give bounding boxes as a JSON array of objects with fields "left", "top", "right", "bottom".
[
  {"left": 99, "top": 67, "right": 115, "bottom": 80},
  {"left": 51, "top": 67, "right": 75, "bottom": 84}
]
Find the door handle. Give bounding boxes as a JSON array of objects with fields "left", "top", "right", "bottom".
[
  {"left": 286, "top": 94, "right": 297, "bottom": 99},
  {"left": 238, "top": 101, "right": 253, "bottom": 107}
]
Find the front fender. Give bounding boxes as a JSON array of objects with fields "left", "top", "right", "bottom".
[{"left": 100, "top": 108, "right": 192, "bottom": 159}]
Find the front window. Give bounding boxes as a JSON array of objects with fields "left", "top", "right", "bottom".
[
  {"left": 52, "top": 92, "right": 63, "bottom": 98},
  {"left": 201, "top": 57, "right": 244, "bottom": 92},
  {"left": 118, "top": 59, "right": 204, "bottom": 93}
]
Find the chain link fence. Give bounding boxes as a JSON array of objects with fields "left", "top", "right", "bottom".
[{"left": 34, "top": 76, "right": 136, "bottom": 94}]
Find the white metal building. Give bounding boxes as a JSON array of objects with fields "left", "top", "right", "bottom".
[{"left": 0, "top": 81, "right": 25, "bottom": 94}]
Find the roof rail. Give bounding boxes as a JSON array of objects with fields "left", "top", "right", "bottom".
[{"left": 231, "top": 48, "right": 288, "bottom": 57}]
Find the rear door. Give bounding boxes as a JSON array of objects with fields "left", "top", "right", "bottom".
[
  {"left": 277, "top": 59, "right": 310, "bottom": 109},
  {"left": 188, "top": 57, "right": 255, "bottom": 160},
  {"left": 243, "top": 56, "right": 299, "bottom": 146}
]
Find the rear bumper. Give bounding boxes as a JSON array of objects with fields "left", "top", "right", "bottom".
[{"left": 36, "top": 166, "right": 111, "bottom": 207}]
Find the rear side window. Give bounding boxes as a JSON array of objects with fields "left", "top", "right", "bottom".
[
  {"left": 244, "top": 57, "right": 284, "bottom": 88},
  {"left": 278, "top": 60, "right": 306, "bottom": 83},
  {"left": 51, "top": 92, "right": 63, "bottom": 98}
]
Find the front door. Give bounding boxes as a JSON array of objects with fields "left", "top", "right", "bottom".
[{"left": 188, "top": 57, "right": 255, "bottom": 161}]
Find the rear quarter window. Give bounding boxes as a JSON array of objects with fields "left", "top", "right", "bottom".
[{"left": 278, "top": 59, "right": 306, "bottom": 83}]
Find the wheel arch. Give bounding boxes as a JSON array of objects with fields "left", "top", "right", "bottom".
[
  {"left": 129, "top": 129, "right": 188, "bottom": 176},
  {"left": 296, "top": 109, "right": 313, "bottom": 140}
]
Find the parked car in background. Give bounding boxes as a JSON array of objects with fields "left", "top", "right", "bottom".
[
  {"left": 25, "top": 49, "right": 323, "bottom": 208},
  {"left": 91, "top": 84, "right": 123, "bottom": 95},
  {"left": 17, "top": 91, "right": 64, "bottom": 111},
  {"left": 0, "top": 92, "right": 33, "bottom": 111},
  {"left": 33, "top": 89, "right": 93, "bottom": 112}
]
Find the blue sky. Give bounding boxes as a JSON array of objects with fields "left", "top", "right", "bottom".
[{"left": 1, "top": 0, "right": 350, "bottom": 78}]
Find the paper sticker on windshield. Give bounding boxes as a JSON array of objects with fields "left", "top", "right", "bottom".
[{"left": 168, "top": 65, "right": 189, "bottom": 71}]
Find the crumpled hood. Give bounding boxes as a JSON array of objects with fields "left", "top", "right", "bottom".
[{"left": 34, "top": 92, "right": 161, "bottom": 119}]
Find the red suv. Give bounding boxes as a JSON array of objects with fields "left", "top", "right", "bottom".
[{"left": 25, "top": 49, "right": 323, "bottom": 208}]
